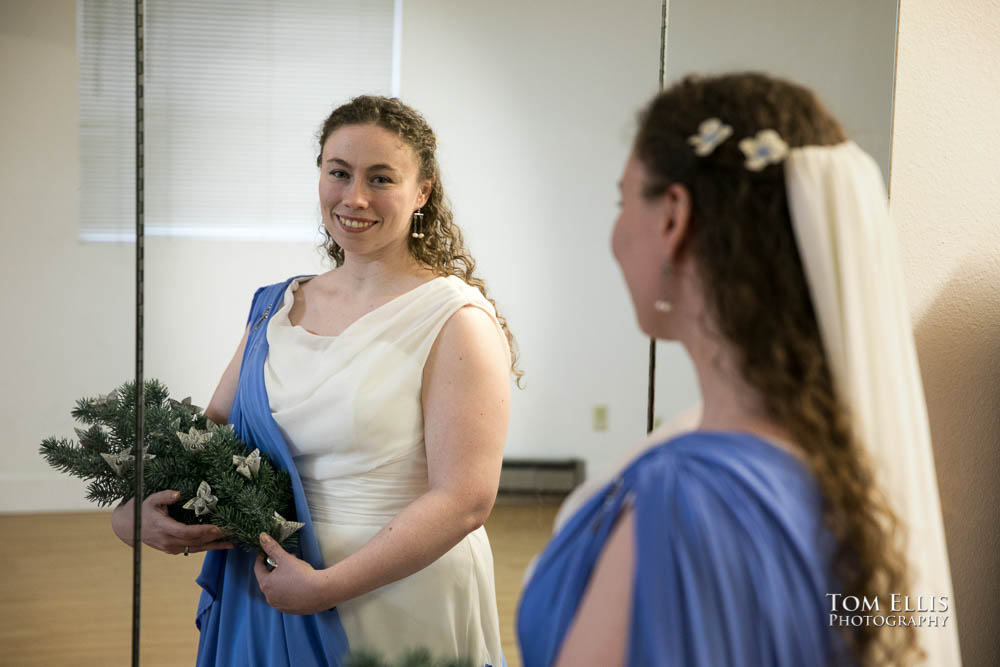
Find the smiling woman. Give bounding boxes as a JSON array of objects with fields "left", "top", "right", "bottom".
[
  {"left": 313, "top": 97, "right": 520, "bottom": 370},
  {"left": 320, "top": 124, "right": 428, "bottom": 250},
  {"left": 109, "top": 96, "right": 521, "bottom": 667}
]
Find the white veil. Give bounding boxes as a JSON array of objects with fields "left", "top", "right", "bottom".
[{"left": 785, "top": 141, "right": 962, "bottom": 665}]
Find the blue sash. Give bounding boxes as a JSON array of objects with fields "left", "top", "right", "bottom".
[
  {"left": 517, "top": 432, "right": 849, "bottom": 666},
  {"left": 195, "top": 276, "right": 350, "bottom": 666}
]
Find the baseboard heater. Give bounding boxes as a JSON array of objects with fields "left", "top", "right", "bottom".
[{"left": 498, "top": 458, "right": 586, "bottom": 495}]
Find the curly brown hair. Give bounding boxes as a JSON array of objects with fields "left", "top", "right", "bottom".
[
  {"left": 315, "top": 95, "right": 522, "bottom": 385},
  {"left": 634, "top": 73, "right": 922, "bottom": 666}
]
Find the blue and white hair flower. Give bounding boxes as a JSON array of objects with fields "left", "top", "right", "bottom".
[
  {"left": 738, "top": 129, "right": 789, "bottom": 171},
  {"left": 688, "top": 118, "right": 733, "bottom": 156}
]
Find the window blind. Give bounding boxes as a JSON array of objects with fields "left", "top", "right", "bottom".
[{"left": 78, "top": 0, "right": 398, "bottom": 242}]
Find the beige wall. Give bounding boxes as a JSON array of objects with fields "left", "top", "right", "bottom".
[{"left": 890, "top": 0, "right": 1000, "bottom": 664}]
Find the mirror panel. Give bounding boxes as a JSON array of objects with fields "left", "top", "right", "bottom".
[
  {"left": 653, "top": 0, "right": 901, "bottom": 434},
  {"left": 398, "top": 0, "right": 665, "bottom": 480},
  {"left": 4, "top": 0, "right": 903, "bottom": 664},
  {"left": 664, "top": 0, "right": 899, "bottom": 181},
  {"left": 1, "top": 0, "right": 134, "bottom": 662},
  {"left": 144, "top": 3, "right": 664, "bottom": 663}
]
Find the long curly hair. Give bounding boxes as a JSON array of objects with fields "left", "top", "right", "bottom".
[
  {"left": 634, "top": 73, "right": 922, "bottom": 666},
  {"left": 315, "top": 95, "right": 522, "bottom": 385}
]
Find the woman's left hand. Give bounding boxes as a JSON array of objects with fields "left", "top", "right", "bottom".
[{"left": 253, "top": 533, "right": 334, "bottom": 615}]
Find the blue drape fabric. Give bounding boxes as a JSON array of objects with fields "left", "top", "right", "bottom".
[
  {"left": 517, "top": 431, "right": 851, "bottom": 667},
  {"left": 195, "top": 276, "right": 350, "bottom": 667}
]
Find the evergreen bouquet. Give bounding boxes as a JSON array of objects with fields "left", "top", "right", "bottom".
[{"left": 39, "top": 379, "right": 302, "bottom": 555}]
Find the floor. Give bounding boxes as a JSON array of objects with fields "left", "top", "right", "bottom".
[{"left": 0, "top": 499, "right": 562, "bottom": 666}]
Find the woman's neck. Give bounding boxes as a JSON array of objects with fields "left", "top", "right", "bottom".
[
  {"left": 330, "top": 247, "right": 434, "bottom": 296},
  {"left": 677, "top": 309, "right": 796, "bottom": 449},
  {"left": 659, "top": 260, "right": 794, "bottom": 447}
]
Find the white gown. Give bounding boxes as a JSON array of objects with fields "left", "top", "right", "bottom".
[{"left": 263, "top": 274, "right": 507, "bottom": 666}]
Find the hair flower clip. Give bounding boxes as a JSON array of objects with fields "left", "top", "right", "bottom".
[
  {"left": 688, "top": 118, "right": 733, "bottom": 156},
  {"left": 738, "top": 129, "right": 789, "bottom": 171}
]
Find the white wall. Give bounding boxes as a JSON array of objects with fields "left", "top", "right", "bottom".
[
  {"left": 0, "top": 0, "right": 333, "bottom": 513},
  {"left": 662, "top": 0, "right": 898, "bottom": 180},
  {"left": 1, "top": 0, "right": 134, "bottom": 512},
  {"left": 891, "top": 0, "right": 1000, "bottom": 663},
  {"left": 397, "top": 0, "right": 667, "bottom": 477}
]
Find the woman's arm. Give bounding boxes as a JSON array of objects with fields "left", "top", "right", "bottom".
[
  {"left": 554, "top": 507, "right": 635, "bottom": 667},
  {"left": 205, "top": 323, "right": 251, "bottom": 425},
  {"left": 255, "top": 305, "right": 510, "bottom": 613}
]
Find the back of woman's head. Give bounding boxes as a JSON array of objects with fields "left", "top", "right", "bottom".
[{"left": 634, "top": 72, "right": 921, "bottom": 666}]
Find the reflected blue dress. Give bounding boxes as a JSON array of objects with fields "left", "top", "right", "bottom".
[
  {"left": 195, "top": 278, "right": 351, "bottom": 666},
  {"left": 517, "top": 431, "right": 852, "bottom": 667}
]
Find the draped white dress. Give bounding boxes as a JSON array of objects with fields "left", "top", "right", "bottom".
[{"left": 263, "top": 275, "right": 507, "bottom": 666}]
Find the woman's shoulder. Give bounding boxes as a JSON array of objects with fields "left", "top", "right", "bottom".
[
  {"left": 423, "top": 275, "right": 510, "bottom": 364},
  {"left": 240, "top": 275, "right": 313, "bottom": 327},
  {"left": 252, "top": 274, "right": 316, "bottom": 298},
  {"left": 621, "top": 430, "right": 825, "bottom": 522},
  {"left": 619, "top": 431, "right": 838, "bottom": 664},
  {"left": 423, "top": 274, "right": 503, "bottom": 338},
  {"left": 433, "top": 273, "right": 492, "bottom": 306},
  {"left": 629, "top": 429, "right": 810, "bottom": 475}
]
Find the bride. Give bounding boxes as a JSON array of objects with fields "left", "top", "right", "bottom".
[{"left": 113, "top": 95, "right": 518, "bottom": 667}]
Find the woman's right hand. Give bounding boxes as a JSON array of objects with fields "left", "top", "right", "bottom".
[{"left": 111, "top": 490, "right": 234, "bottom": 555}]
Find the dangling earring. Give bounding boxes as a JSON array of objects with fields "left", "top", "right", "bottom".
[
  {"left": 410, "top": 208, "right": 425, "bottom": 239},
  {"left": 653, "top": 259, "right": 672, "bottom": 313}
]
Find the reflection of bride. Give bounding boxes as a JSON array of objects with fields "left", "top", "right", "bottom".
[
  {"left": 519, "top": 72, "right": 961, "bottom": 666},
  {"left": 113, "top": 96, "right": 517, "bottom": 666}
]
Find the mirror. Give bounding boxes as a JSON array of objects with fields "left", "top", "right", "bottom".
[
  {"left": 653, "top": 0, "right": 901, "bottom": 447},
  {"left": 142, "top": 0, "right": 665, "bottom": 663},
  {"left": 2, "top": 0, "right": 901, "bottom": 665},
  {"left": 1, "top": 0, "right": 136, "bottom": 662}
]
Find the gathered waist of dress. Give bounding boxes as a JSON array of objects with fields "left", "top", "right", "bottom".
[{"left": 302, "top": 460, "right": 430, "bottom": 526}]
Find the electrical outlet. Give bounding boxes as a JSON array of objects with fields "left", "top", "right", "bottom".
[{"left": 592, "top": 404, "right": 608, "bottom": 432}]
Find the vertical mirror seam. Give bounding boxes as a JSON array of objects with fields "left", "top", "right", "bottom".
[
  {"left": 648, "top": 0, "right": 669, "bottom": 435},
  {"left": 132, "top": 0, "right": 146, "bottom": 665}
]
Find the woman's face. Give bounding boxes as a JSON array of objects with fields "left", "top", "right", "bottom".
[
  {"left": 611, "top": 153, "right": 673, "bottom": 336},
  {"left": 319, "top": 123, "right": 430, "bottom": 259}
]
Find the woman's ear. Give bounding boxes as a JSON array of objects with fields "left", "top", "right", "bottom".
[
  {"left": 661, "top": 183, "right": 692, "bottom": 264},
  {"left": 418, "top": 180, "right": 433, "bottom": 208}
]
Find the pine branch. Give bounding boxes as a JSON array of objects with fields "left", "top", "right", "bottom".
[{"left": 41, "top": 378, "right": 302, "bottom": 554}]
